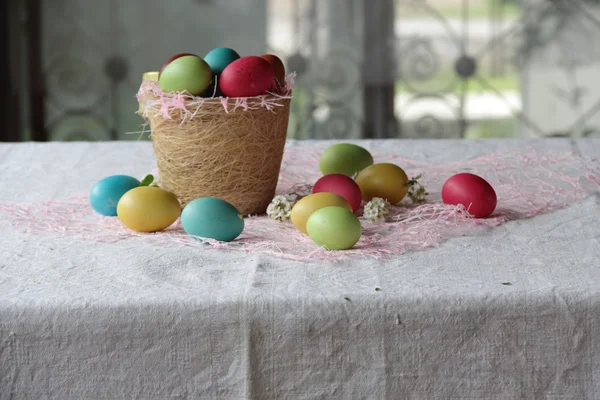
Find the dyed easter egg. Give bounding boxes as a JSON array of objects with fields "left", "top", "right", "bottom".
[
  {"left": 181, "top": 197, "right": 244, "bottom": 242},
  {"left": 203, "top": 48, "right": 241, "bottom": 97},
  {"left": 355, "top": 163, "right": 409, "bottom": 205},
  {"left": 159, "top": 55, "right": 213, "bottom": 95},
  {"left": 312, "top": 174, "right": 362, "bottom": 213},
  {"left": 90, "top": 175, "right": 141, "bottom": 216},
  {"left": 220, "top": 56, "right": 275, "bottom": 97},
  {"left": 306, "top": 206, "right": 361, "bottom": 250},
  {"left": 319, "top": 143, "right": 373, "bottom": 177},
  {"left": 291, "top": 192, "right": 352, "bottom": 234},
  {"left": 204, "top": 47, "right": 240, "bottom": 76},
  {"left": 442, "top": 173, "right": 497, "bottom": 218},
  {"left": 260, "top": 54, "right": 286, "bottom": 90},
  {"left": 159, "top": 53, "right": 194, "bottom": 76},
  {"left": 117, "top": 187, "right": 181, "bottom": 232}
]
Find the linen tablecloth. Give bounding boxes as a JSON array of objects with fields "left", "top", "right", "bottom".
[{"left": 1, "top": 139, "right": 599, "bottom": 399}]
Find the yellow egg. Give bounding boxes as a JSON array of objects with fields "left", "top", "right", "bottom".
[
  {"left": 291, "top": 192, "right": 352, "bottom": 234},
  {"left": 355, "top": 163, "right": 409, "bottom": 204},
  {"left": 117, "top": 186, "right": 181, "bottom": 232}
]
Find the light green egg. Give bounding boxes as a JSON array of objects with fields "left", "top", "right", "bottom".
[
  {"left": 159, "top": 55, "right": 213, "bottom": 95},
  {"left": 319, "top": 143, "right": 374, "bottom": 177},
  {"left": 306, "top": 206, "right": 361, "bottom": 250}
]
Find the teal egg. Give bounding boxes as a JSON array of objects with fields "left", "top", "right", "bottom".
[
  {"left": 203, "top": 48, "right": 240, "bottom": 97},
  {"left": 319, "top": 143, "right": 374, "bottom": 177},
  {"left": 306, "top": 206, "right": 361, "bottom": 250},
  {"left": 90, "top": 175, "right": 140, "bottom": 216},
  {"left": 204, "top": 47, "right": 240, "bottom": 76},
  {"left": 181, "top": 197, "right": 244, "bottom": 242}
]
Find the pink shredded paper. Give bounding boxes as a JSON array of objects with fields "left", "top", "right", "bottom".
[
  {"left": 137, "top": 74, "right": 295, "bottom": 122},
  {"left": 2, "top": 146, "right": 599, "bottom": 262}
]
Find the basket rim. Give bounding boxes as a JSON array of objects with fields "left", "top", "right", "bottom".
[{"left": 137, "top": 73, "right": 294, "bottom": 121}]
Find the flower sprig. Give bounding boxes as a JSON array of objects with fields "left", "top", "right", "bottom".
[
  {"left": 363, "top": 197, "right": 390, "bottom": 223},
  {"left": 267, "top": 194, "right": 298, "bottom": 222},
  {"left": 405, "top": 174, "right": 428, "bottom": 203}
]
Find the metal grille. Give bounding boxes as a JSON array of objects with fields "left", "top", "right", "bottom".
[
  {"left": 393, "top": 0, "right": 600, "bottom": 139},
  {"left": 270, "top": 0, "right": 600, "bottom": 139},
  {"left": 9, "top": 0, "right": 600, "bottom": 141},
  {"left": 41, "top": 0, "right": 268, "bottom": 141},
  {"left": 268, "top": 0, "right": 366, "bottom": 139}
]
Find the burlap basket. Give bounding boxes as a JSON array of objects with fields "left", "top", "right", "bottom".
[{"left": 137, "top": 77, "right": 292, "bottom": 215}]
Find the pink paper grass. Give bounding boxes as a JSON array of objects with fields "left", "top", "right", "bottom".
[{"left": 2, "top": 146, "right": 599, "bottom": 263}]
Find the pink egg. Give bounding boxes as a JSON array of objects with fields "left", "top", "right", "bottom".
[
  {"left": 442, "top": 173, "right": 497, "bottom": 218},
  {"left": 220, "top": 56, "right": 275, "bottom": 97},
  {"left": 312, "top": 174, "right": 362, "bottom": 213}
]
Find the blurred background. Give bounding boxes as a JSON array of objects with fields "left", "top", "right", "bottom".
[{"left": 3, "top": 0, "right": 600, "bottom": 141}]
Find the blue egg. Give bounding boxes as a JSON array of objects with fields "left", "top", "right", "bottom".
[
  {"left": 203, "top": 48, "right": 240, "bottom": 97},
  {"left": 204, "top": 47, "right": 240, "bottom": 76},
  {"left": 90, "top": 175, "right": 140, "bottom": 216},
  {"left": 181, "top": 197, "right": 244, "bottom": 242}
]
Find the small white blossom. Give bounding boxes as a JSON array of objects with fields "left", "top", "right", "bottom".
[
  {"left": 363, "top": 197, "right": 390, "bottom": 223},
  {"left": 267, "top": 194, "right": 298, "bottom": 222}
]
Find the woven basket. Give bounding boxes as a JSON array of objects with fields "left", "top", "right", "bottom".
[{"left": 139, "top": 80, "right": 291, "bottom": 215}]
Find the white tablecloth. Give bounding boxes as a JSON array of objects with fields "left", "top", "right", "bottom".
[{"left": 1, "top": 139, "right": 599, "bottom": 399}]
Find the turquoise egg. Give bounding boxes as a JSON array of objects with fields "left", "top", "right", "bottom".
[
  {"left": 204, "top": 47, "right": 240, "bottom": 76},
  {"left": 203, "top": 48, "right": 240, "bottom": 97},
  {"left": 181, "top": 197, "right": 244, "bottom": 242},
  {"left": 90, "top": 175, "right": 140, "bottom": 216}
]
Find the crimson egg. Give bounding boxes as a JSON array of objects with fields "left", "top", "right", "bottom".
[
  {"left": 312, "top": 174, "right": 362, "bottom": 213},
  {"left": 441, "top": 173, "right": 497, "bottom": 218},
  {"left": 261, "top": 54, "right": 286, "bottom": 91},
  {"left": 219, "top": 56, "right": 275, "bottom": 97}
]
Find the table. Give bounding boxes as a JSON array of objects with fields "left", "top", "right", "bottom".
[{"left": 1, "top": 139, "right": 599, "bottom": 399}]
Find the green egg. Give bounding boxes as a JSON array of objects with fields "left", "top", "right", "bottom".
[
  {"left": 306, "top": 206, "right": 362, "bottom": 250},
  {"left": 319, "top": 143, "right": 374, "bottom": 177},
  {"left": 159, "top": 55, "right": 213, "bottom": 95}
]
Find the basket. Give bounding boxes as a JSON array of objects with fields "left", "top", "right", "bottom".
[{"left": 137, "top": 78, "right": 292, "bottom": 215}]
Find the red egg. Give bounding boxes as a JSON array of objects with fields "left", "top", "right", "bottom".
[
  {"left": 442, "top": 173, "right": 497, "bottom": 218},
  {"left": 159, "top": 53, "right": 195, "bottom": 77},
  {"left": 220, "top": 56, "right": 275, "bottom": 97},
  {"left": 312, "top": 174, "right": 362, "bottom": 213},
  {"left": 260, "top": 54, "right": 286, "bottom": 91}
]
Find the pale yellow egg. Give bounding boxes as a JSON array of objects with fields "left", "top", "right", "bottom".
[
  {"left": 291, "top": 192, "right": 352, "bottom": 234},
  {"left": 117, "top": 186, "right": 181, "bottom": 232},
  {"left": 355, "top": 163, "right": 409, "bottom": 205}
]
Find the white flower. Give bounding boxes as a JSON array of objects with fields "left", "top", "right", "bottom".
[
  {"left": 267, "top": 194, "right": 298, "bottom": 222},
  {"left": 363, "top": 197, "right": 390, "bottom": 223}
]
